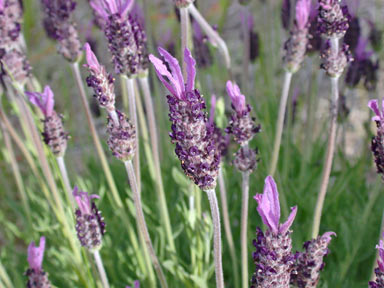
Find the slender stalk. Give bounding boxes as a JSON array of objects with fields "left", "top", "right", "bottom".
[
  {"left": 269, "top": 71, "right": 293, "bottom": 176},
  {"left": 0, "top": 121, "right": 31, "bottom": 221},
  {"left": 56, "top": 156, "right": 75, "bottom": 209},
  {"left": 70, "top": 63, "right": 123, "bottom": 208},
  {"left": 124, "top": 161, "right": 168, "bottom": 288},
  {"left": 180, "top": 7, "right": 190, "bottom": 78},
  {"left": 138, "top": 76, "right": 176, "bottom": 253},
  {"left": 312, "top": 38, "right": 340, "bottom": 238},
  {"left": 241, "top": 170, "right": 250, "bottom": 288},
  {"left": 218, "top": 168, "right": 239, "bottom": 288},
  {"left": 93, "top": 251, "right": 110, "bottom": 288},
  {"left": 188, "top": 3, "right": 232, "bottom": 79},
  {"left": 205, "top": 188, "right": 224, "bottom": 288},
  {"left": 124, "top": 77, "right": 141, "bottom": 193}
]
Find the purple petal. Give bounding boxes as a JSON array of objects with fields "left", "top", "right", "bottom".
[
  {"left": 119, "top": 0, "right": 134, "bottom": 18},
  {"left": 158, "top": 47, "right": 184, "bottom": 95},
  {"left": 368, "top": 99, "right": 381, "bottom": 122},
  {"left": 43, "top": 86, "right": 55, "bottom": 118},
  {"left": 89, "top": 0, "right": 109, "bottom": 20},
  {"left": 321, "top": 231, "right": 336, "bottom": 243},
  {"left": 226, "top": 81, "right": 246, "bottom": 113},
  {"left": 184, "top": 48, "right": 196, "bottom": 92},
  {"left": 84, "top": 43, "right": 102, "bottom": 73},
  {"left": 103, "top": 0, "right": 118, "bottom": 14},
  {"left": 295, "top": 0, "right": 311, "bottom": 30},
  {"left": 377, "top": 239, "right": 384, "bottom": 271},
  {"left": 27, "top": 236, "right": 46, "bottom": 271},
  {"left": 149, "top": 54, "right": 178, "bottom": 98},
  {"left": 0, "top": 0, "right": 4, "bottom": 12},
  {"left": 279, "top": 206, "right": 297, "bottom": 234},
  {"left": 26, "top": 91, "right": 46, "bottom": 116},
  {"left": 73, "top": 186, "right": 99, "bottom": 214}
]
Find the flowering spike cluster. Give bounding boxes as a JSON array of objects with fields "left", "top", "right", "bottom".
[
  {"left": 91, "top": 0, "right": 148, "bottom": 77},
  {"left": 283, "top": 0, "right": 311, "bottom": 73},
  {"left": 192, "top": 21, "right": 213, "bottom": 69},
  {"left": 149, "top": 48, "right": 220, "bottom": 190},
  {"left": 107, "top": 109, "right": 136, "bottom": 162},
  {"left": 368, "top": 99, "right": 384, "bottom": 180},
  {"left": 225, "top": 81, "right": 260, "bottom": 146},
  {"left": 369, "top": 234, "right": 384, "bottom": 288},
  {"left": 0, "top": 47, "right": 31, "bottom": 86},
  {"left": 26, "top": 236, "right": 52, "bottom": 288},
  {"left": 26, "top": 86, "right": 69, "bottom": 157},
  {"left": 73, "top": 186, "right": 106, "bottom": 251},
  {"left": 320, "top": 42, "right": 352, "bottom": 78},
  {"left": 251, "top": 176, "right": 298, "bottom": 288},
  {"left": 84, "top": 43, "right": 116, "bottom": 112},
  {"left": 290, "top": 232, "right": 336, "bottom": 287},
  {"left": 41, "top": 0, "right": 81, "bottom": 62},
  {"left": 318, "top": 0, "right": 350, "bottom": 39},
  {"left": 0, "top": 0, "right": 23, "bottom": 50}
]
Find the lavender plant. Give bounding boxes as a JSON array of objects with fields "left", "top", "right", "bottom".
[{"left": 26, "top": 237, "right": 52, "bottom": 288}]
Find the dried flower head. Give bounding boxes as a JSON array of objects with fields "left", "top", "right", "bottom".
[
  {"left": 26, "top": 236, "right": 52, "bottom": 288},
  {"left": 226, "top": 81, "right": 260, "bottom": 145},
  {"left": 149, "top": 48, "right": 220, "bottom": 190},
  {"left": 251, "top": 176, "right": 297, "bottom": 288},
  {"left": 26, "top": 86, "right": 69, "bottom": 157},
  {"left": 318, "top": 0, "right": 350, "bottom": 39},
  {"left": 0, "top": 0, "right": 23, "bottom": 50},
  {"left": 321, "top": 42, "right": 352, "bottom": 78},
  {"left": 84, "top": 43, "right": 116, "bottom": 112},
  {"left": 0, "top": 47, "right": 31, "bottom": 87},
  {"left": 291, "top": 232, "right": 336, "bottom": 287},
  {"left": 73, "top": 186, "right": 106, "bottom": 251},
  {"left": 107, "top": 110, "right": 136, "bottom": 162},
  {"left": 369, "top": 234, "right": 384, "bottom": 288},
  {"left": 41, "top": 0, "right": 82, "bottom": 62}
]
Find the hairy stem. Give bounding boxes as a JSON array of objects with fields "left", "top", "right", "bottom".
[
  {"left": 312, "top": 46, "right": 340, "bottom": 238},
  {"left": 93, "top": 251, "right": 110, "bottom": 288},
  {"left": 124, "top": 77, "right": 141, "bottom": 193},
  {"left": 269, "top": 71, "right": 293, "bottom": 176},
  {"left": 138, "top": 76, "right": 176, "bottom": 253},
  {"left": 125, "top": 161, "right": 168, "bottom": 288},
  {"left": 218, "top": 168, "right": 239, "bottom": 288},
  {"left": 70, "top": 63, "right": 122, "bottom": 208},
  {"left": 241, "top": 170, "right": 250, "bottom": 288},
  {"left": 205, "top": 188, "right": 224, "bottom": 288}
]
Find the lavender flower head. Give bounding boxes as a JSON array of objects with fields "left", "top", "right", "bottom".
[
  {"left": 318, "top": 0, "right": 350, "bottom": 39},
  {"left": 149, "top": 48, "right": 220, "bottom": 190},
  {"left": 0, "top": 0, "right": 23, "bottom": 50},
  {"left": 321, "top": 42, "right": 352, "bottom": 78},
  {"left": 251, "top": 176, "right": 298, "bottom": 288},
  {"left": 369, "top": 234, "right": 384, "bottom": 288},
  {"left": 84, "top": 43, "right": 116, "bottom": 112},
  {"left": 0, "top": 47, "right": 31, "bottom": 87},
  {"left": 41, "top": 0, "right": 82, "bottom": 62},
  {"left": 291, "top": 232, "right": 336, "bottom": 288},
  {"left": 368, "top": 99, "right": 384, "bottom": 180},
  {"left": 126, "top": 281, "right": 140, "bottom": 288},
  {"left": 226, "top": 81, "right": 260, "bottom": 146},
  {"left": 26, "top": 86, "right": 69, "bottom": 157},
  {"left": 283, "top": 0, "right": 311, "bottom": 73},
  {"left": 26, "top": 237, "right": 51, "bottom": 288},
  {"left": 73, "top": 186, "right": 106, "bottom": 251},
  {"left": 91, "top": 0, "right": 148, "bottom": 77}
]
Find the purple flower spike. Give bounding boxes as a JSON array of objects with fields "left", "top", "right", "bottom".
[
  {"left": 73, "top": 186, "right": 100, "bottom": 215},
  {"left": 369, "top": 234, "right": 384, "bottom": 287},
  {"left": 126, "top": 281, "right": 140, "bottom": 288},
  {"left": 226, "top": 81, "right": 246, "bottom": 113},
  {"left": 73, "top": 186, "right": 106, "bottom": 251},
  {"left": 26, "top": 86, "right": 55, "bottom": 118},
  {"left": 295, "top": 0, "right": 311, "bottom": 30},
  {"left": 368, "top": 99, "right": 383, "bottom": 122},
  {"left": 28, "top": 237, "right": 46, "bottom": 272},
  {"left": 26, "top": 236, "right": 51, "bottom": 287},
  {"left": 150, "top": 48, "right": 220, "bottom": 190},
  {"left": 254, "top": 176, "right": 297, "bottom": 235}
]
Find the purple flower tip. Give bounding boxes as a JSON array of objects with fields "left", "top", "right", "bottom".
[
  {"left": 27, "top": 236, "right": 46, "bottom": 272},
  {"left": 126, "top": 281, "right": 140, "bottom": 288},
  {"left": 25, "top": 86, "right": 55, "bottom": 118},
  {"left": 377, "top": 237, "right": 384, "bottom": 272},
  {"left": 149, "top": 47, "right": 196, "bottom": 99},
  {"left": 368, "top": 99, "right": 384, "bottom": 122},
  {"left": 295, "top": 0, "right": 311, "bottom": 30},
  {"left": 90, "top": 0, "right": 134, "bottom": 19},
  {"left": 73, "top": 186, "right": 100, "bottom": 215},
  {"left": 84, "top": 43, "right": 101, "bottom": 73},
  {"left": 254, "top": 176, "right": 297, "bottom": 235},
  {"left": 321, "top": 231, "right": 336, "bottom": 243},
  {"left": 226, "top": 81, "right": 246, "bottom": 113}
]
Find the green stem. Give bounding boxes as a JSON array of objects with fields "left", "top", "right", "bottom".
[{"left": 240, "top": 170, "right": 250, "bottom": 288}]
